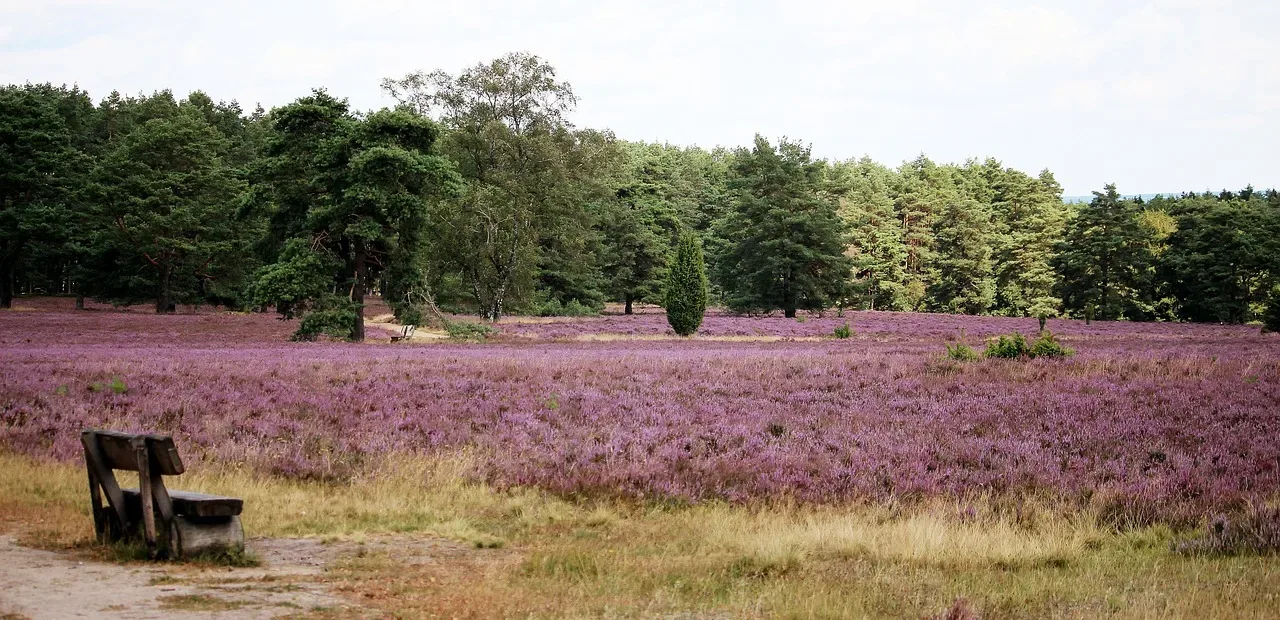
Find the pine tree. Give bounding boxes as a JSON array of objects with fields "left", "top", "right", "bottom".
[
  {"left": 831, "top": 158, "right": 907, "bottom": 311},
  {"left": 1053, "top": 184, "right": 1154, "bottom": 320},
  {"left": 247, "top": 93, "right": 457, "bottom": 340},
  {"left": 892, "top": 155, "right": 951, "bottom": 309},
  {"left": 980, "top": 162, "right": 1065, "bottom": 317},
  {"left": 90, "top": 102, "right": 243, "bottom": 313},
  {"left": 714, "top": 136, "right": 852, "bottom": 317},
  {"left": 928, "top": 198, "right": 995, "bottom": 314},
  {"left": 664, "top": 231, "right": 707, "bottom": 336}
]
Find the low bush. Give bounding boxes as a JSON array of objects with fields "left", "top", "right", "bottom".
[
  {"left": 833, "top": 322, "right": 852, "bottom": 339},
  {"left": 291, "top": 296, "right": 360, "bottom": 341},
  {"left": 945, "top": 343, "right": 980, "bottom": 362},
  {"left": 984, "top": 333, "right": 1029, "bottom": 359},
  {"left": 536, "top": 298, "right": 598, "bottom": 317},
  {"left": 985, "top": 331, "right": 1074, "bottom": 360},
  {"left": 1029, "top": 331, "right": 1074, "bottom": 358},
  {"left": 445, "top": 321, "right": 496, "bottom": 341}
]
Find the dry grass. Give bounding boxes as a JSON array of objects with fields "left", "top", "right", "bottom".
[
  {"left": 2, "top": 452, "right": 1277, "bottom": 619},
  {"left": 157, "top": 593, "right": 248, "bottom": 612}
]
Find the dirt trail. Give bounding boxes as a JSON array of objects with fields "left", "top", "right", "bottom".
[{"left": 0, "top": 535, "right": 407, "bottom": 619}]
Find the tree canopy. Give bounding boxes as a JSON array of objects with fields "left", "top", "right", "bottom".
[{"left": 4, "top": 56, "right": 1279, "bottom": 334}]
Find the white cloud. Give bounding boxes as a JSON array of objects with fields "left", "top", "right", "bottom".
[{"left": 0, "top": 0, "right": 1276, "bottom": 194}]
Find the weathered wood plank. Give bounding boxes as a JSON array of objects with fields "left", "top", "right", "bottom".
[
  {"left": 86, "top": 430, "right": 183, "bottom": 475},
  {"left": 133, "top": 439, "right": 158, "bottom": 558},
  {"left": 121, "top": 488, "right": 243, "bottom": 518},
  {"left": 169, "top": 516, "right": 244, "bottom": 559},
  {"left": 80, "top": 432, "right": 129, "bottom": 538}
]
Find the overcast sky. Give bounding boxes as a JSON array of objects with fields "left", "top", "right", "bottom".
[{"left": 2, "top": 0, "right": 1276, "bottom": 195}]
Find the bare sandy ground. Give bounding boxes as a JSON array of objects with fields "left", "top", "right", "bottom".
[{"left": 0, "top": 535, "right": 462, "bottom": 619}]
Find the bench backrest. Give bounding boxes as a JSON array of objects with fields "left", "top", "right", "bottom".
[{"left": 82, "top": 429, "right": 185, "bottom": 476}]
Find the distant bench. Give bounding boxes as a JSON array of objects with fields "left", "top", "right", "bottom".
[
  {"left": 390, "top": 324, "right": 416, "bottom": 342},
  {"left": 81, "top": 429, "right": 244, "bottom": 559}
]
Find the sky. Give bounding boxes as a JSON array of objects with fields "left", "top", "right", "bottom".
[{"left": 1, "top": 0, "right": 1277, "bottom": 196}]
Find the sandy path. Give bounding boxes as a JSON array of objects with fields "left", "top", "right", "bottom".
[{"left": 0, "top": 536, "right": 361, "bottom": 619}]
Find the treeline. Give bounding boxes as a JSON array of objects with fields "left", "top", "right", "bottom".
[{"left": 3, "top": 53, "right": 1279, "bottom": 339}]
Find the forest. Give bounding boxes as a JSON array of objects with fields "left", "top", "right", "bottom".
[{"left": 4, "top": 52, "right": 1279, "bottom": 340}]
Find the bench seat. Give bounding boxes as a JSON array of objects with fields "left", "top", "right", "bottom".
[{"left": 122, "top": 488, "right": 243, "bottom": 518}]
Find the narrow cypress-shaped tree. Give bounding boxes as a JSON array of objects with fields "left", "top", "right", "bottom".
[{"left": 664, "top": 231, "right": 707, "bottom": 336}]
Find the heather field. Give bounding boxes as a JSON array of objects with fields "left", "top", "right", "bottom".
[
  {"left": 2, "top": 298, "right": 1278, "bottom": 521},
  {"left": 2, "top": 299, "right": 1280, "bottom": 618}
]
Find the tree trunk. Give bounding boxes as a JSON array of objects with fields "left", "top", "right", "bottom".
[
  {"left": 0, "top": 260, "right": 12, "bottom": 309},
  {"left": 352, "top": 247, "right": 367, "bottom": 342},
  {"left": 624, "top": 294, "right": 633, "bottom": 315},
  {"left": 155, "top": 267, "right": 173, "bottom": 314},
  {"left": 782, "top": 275, "right": 796, "bottom": 318}
]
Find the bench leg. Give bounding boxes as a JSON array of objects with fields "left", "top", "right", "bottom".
[
  {"left": 84, "top": 459, "right": 106, "bottom": 543},
  {"left": 133, "top": 443, "right": 158, "bottom": 559},
  {"left": 169, "top": 516, "right": 244, "bottom": 560}
]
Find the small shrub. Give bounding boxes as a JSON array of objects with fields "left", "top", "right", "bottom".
[
  {"left": 1029, "top": 331, "right": 1074, "bottom": 358},
  {"left": 108, "top": 377, "right": 128, "bottom": 395},
  {"left": 795, "top": 315, "right": 807, "bottom": 323},
  {"left": 984, "top": 333, "right": 1030, "bottom": 359},
  {"left": 291, "top": 296, "right": 360, "bottom": 341},
  {"left": 536, "top": 298, "right": 598, "bottom": 317},
  {"left": 833, "top": 322, "right": 852, "bottom": 339},
  {"left": 946, "top": 343, "right": 979, "bottom": 362},
  {"left": 445, "top": 321, "right": 495, "bottom": 341},
  {"left": 984, "top": 332, "right": 1074, "bottom": 360}
]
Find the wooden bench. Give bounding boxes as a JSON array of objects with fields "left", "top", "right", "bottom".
[
  {"left": 81, "top": 429, "right": 244, "bottom": 559},
  {"left": 390, "top": 324, "right": 416, "bottom": 342}
]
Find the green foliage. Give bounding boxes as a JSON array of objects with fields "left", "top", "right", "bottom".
[
  {"left": 830, "top": 158, "right": 908, "bottom": 311},
  {"left": 833, "top": 322, "right": 852, "bottom": 339},
  {"left": 664, "top": 231, "right": 708, "bottom": 336},
  {"left": 1262, "top": 285, "right": 1280, "bottom": 334},
  {"left": 929, "top": 198, "right": 995, "bottom": 314},
  {"left": 984, "top": 333, "right": 1030, "bottom": 359},
  {"left": 714, "top": 136, "right": 852, "bottom": 317},
  {"left": 384, "top": 53, "right": 612, "bottom": 322},
  {"left": 0, "top": 84, "right": 96, "bottom": 308},
  {"left": 1029, "top": 331, "right": 1075, "bottom": 358},
  {"left": 88, "top": 377, "right": 129, "bottom": 394},
  {"left": 1053, "top": 185, "right": 1162, "bottom": 321},
  {"left": 245, "top": 239, "right": 336, "bottom": 319},
  {"left": 984, "top": 331, "right": 1074, "bottom": 359},
  {"left": 5, "top": 69, "right": 1280, "bottom": 333},
  {"left": 945, "top": 343, "right": 980, "bottom": 362},
  {"left": 291, "top": 296, "right": 360, "bottom": 342},
  {"left": 85, "top": 91, "right": 258, "bottom": 312},
  {"left": 535, "top": 297, "right": 598, "bottom": 317},
  {"left": 1163, "top": 192, "right": 1274, "bottom": 323},
  {"left": 445, "top": 320, "right": 496, "bottom": 341},
  {"left": 248, "top": 92, "right": 457, "bottom": 340}
]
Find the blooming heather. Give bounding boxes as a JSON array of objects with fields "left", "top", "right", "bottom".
[{"left": 2, "top": 300, "right": 1278, "bottom": 524}]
